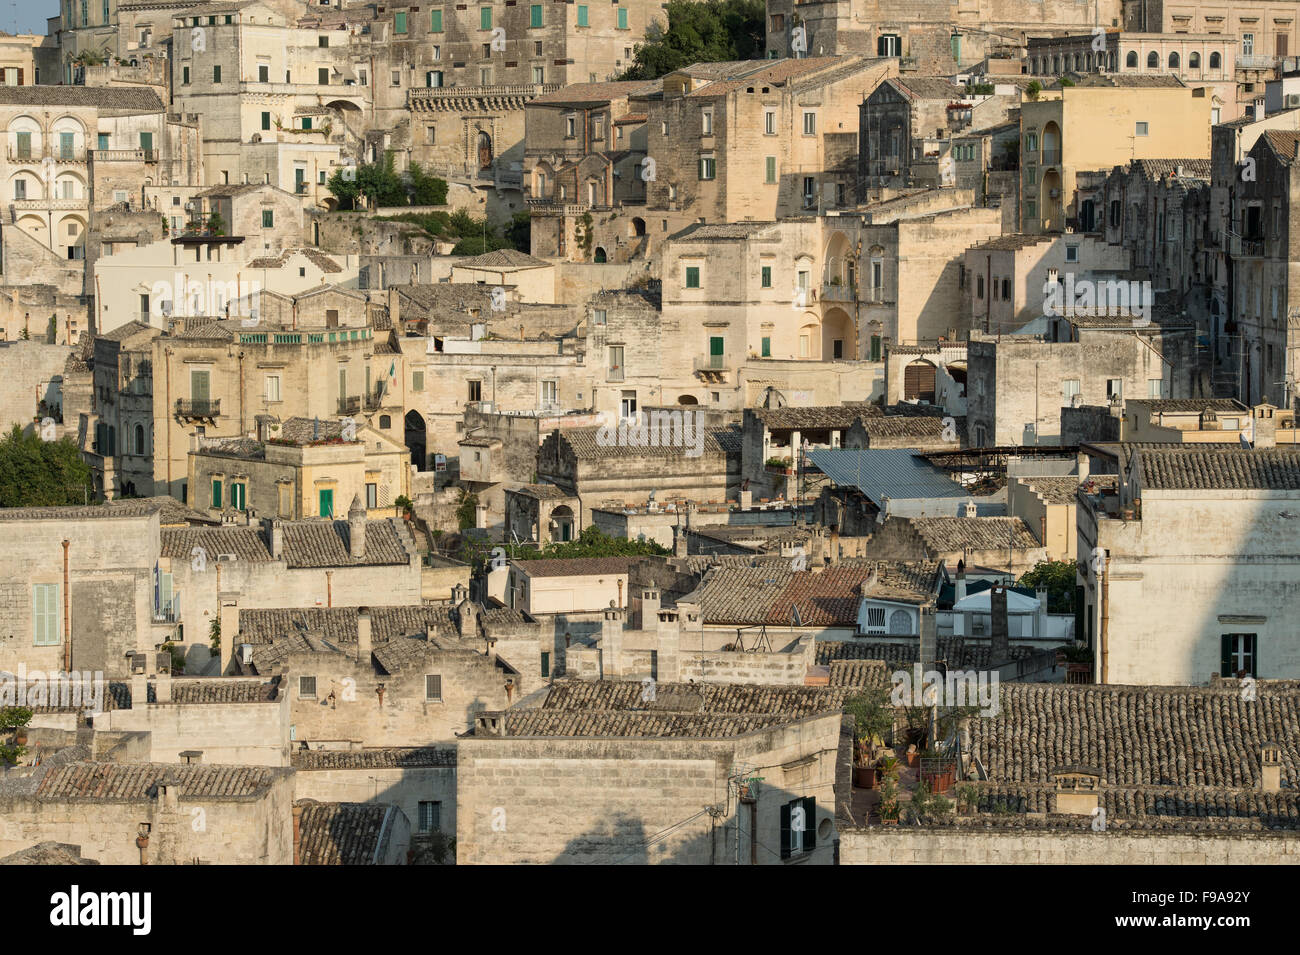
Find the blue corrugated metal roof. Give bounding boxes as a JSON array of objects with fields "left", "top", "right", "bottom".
[{"left": 806, "top": 448, "right": 968, "bottom": 506}]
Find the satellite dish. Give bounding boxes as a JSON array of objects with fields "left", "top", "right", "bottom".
[{"left": 791, "top": 604, "right": 803, "bottom": 627}]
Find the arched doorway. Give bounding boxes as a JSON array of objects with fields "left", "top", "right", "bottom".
[
  {"left": 822, "top": 307, "right": 855, "bottom": 360},
  {"left": 594, "top": 247, "right": 607, "bottom": 263},
  {"left": 476, "top": 130, "right": 493, "bottom": 170},
  {"left": 550, "top": 504, "right": 574, "bottom": 542},
  {"left": 1041, "top": 168, "right": 1063, "bottom": 232},
  {"left": 404, "top": 410, "right": 427, "bottom": 470},
  {"left": 904, "top": 359, "right": 938, "bottom": 403},
  {"left": 630, "top": 217, "right": 646, "bottom": 237}
]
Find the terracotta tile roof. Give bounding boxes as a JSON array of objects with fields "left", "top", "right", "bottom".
[
  {"left": 971, "top": 682, "right": 1300, "bottom": 790},
  {"left": 827, "top": 658, "right": 890, "bottom": 689},
  {"left": 0, "top": 87, "right": 164, "bottom": 111},
  {"left": 540, "top": 680, "right": 849, "bottom": 718},
  {"left": 36, "top": 763, "right": 284, "bottom": 800},
  {"left": 1131, "top": 158, "right": 1212, "bottom": 181},
  {"left": 295, "top": 801, "right": 396, "bottom": 864},
  {"left": 0, "top": 501, "right": 162, "bottom": 522},
  {"left": 291, "top": 747, "right": 457, "bottom": 770},
  {"left": 238, "top": 605, "right": 457, "bottom": 646},
  {"left": 684, "top": 56, "right": 847, "bottom": 97},
  {"left": 752, "top": 404, "right": 876, "bottom": 430},
  {"left": 553, "top": 425, "right": 736, "bottom": 459},
  {"left": 280, "top": 518, "right": 414, "bottom": 568},
  {"left": 815, "top": 638, "right": 1042, "bottom": 669},
  {"left": 162, "top": 679, "right": 280, "bottom": 704},
  {"left": 512, "top": 557, "right": 634, "bottom": 578},
  {"left": 1131, "top": 398, "right": 1247, "bottom": 414},
  {"left": 510, "top": 483, "right": 573, "bottom": 500},
  {"left": 1021, "top": 475, "right": 1116, "bottom": 505},
  {"left": 504, "top": 710, "right": 790, "bottom": 737},
  {"left": 904, "top": 517, "right": 1040, "bottom": 553},
  {"left": 0, "top": 842, "right": 99, "bottom": 865},
  {"left": 1263, "top": 130, "right": 1300, "bottom": 164},
  {"left": 1136, "top": 448, "right": 1300, "bottom": 491},
  {"left": 455, "top": 248, "right": 551, "bottom": 270},
  {"left": 530, "top": 79, "right": 661, "bottom": 104},
  {"left": 160, "top": 526, "right": 273, "bottom": 562}
]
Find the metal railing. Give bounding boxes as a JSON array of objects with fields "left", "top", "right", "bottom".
[
  {"left": 152, "top": 594, "right": 180, "bottom": 624},
  {"left": 1227, "top": 231, "right": 1265, "bottom": 257},
  {"left": 176, "top": 398, "right": 220, "bottom": 418},
  {"left": 338, "top": 395, "right": 361, "bottom": 415},
  {"left": 694, "top": 354, "right": 730, "bottom": 372},
  {"left": 1041, "top": 149, "right": 1062, "bottom": 165}
]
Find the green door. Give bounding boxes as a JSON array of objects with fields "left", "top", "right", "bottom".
[
  {"left": 60, "top": 132, "right": 74, "bottom": 159},
  {"left": 139, "top": 131, "right": 153, "bottom": 152},
  {"left": 319, "top": 488, "right": 334, "bottom": 517},
  {"left": 709, "top": 336, "right": 724, "bottom": 369}
]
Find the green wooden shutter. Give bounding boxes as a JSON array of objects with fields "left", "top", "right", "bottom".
[
  {"left": 529, "top": 5, "right": 541, "bottom": 28},
  {"left": 160, "top": 573, "right": 174, "bottom": 615},
  {"left": 779, "top": 802, "right": 792, "bottom": 859},
  {"left": 33, "top": 584, "right": 58, "bottom": 645},
  {"left": 139, "top": 131, "right": 152, "bottom": 151},
  {"left": 432, "top": 10, "right": 443, "bottom": 32},
  {"left": 540, "top": 651, "right": 550, "bottom": 677},
  {"left": 212, "top": 478, "right": 222, "bottom": 508},
  {"left": 1221, "top": 633, "right": 1234, "bottom": 677},
  {"left": 802, "top": 797, "right": 817, "bottom": 850}
]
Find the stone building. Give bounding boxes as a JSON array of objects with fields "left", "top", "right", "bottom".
[
  {"left": 1078, "top": 440, "right": 1300, "bottom": 684},
  {"left": 642, "top": 56, "right": 894, "bottom": 232},
  {"left": 965, "top": 322, "right": 1198, "bottom": 447},
  {"left": 187, "top": 417, "right": 410, "bottom": 521},
  {"left": 0, "top": 754, "right": 295, "bottom": 865},
  {"left": 1019, "top": 74, "right": 1212, "bottom": 233},
  {"left": 868, "top": 515, "right": 1047, "bottom": 573},
  {"left": 456, "top": 681, "right": 845, "bottom": 864},
  {"left": 840, "top": 681, "right": 1300, "bottom": 863}
]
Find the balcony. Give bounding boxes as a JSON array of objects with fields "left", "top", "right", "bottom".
[
  {"left": 526, "top": 198, "right": 590, "bottom": 216},
  {"left": 363, "top": 386, "right": 388, "bottom": 411},
  {"left": 91, "top": 148, "right": 159, "bottom": 162},
  {"left": 152, "top": 593, "right": 180, "bottom": 624},
  {"left": 12, "top": 197, "right": 86, "bottom": 211},
  {"left": 338, "top": 395, "right": 361, "bottom": 415},
  {"left": 1041, "top": 149, "right": 1062, "bottom": 166},
  {"left": 820, "top": 282, "right": 855, "bottom": 302},
  {"left": 1228, "top": 231, "right": 1265, "bottom": 257},
  {"left": 176, "top": 398, "right": 220, "bottom": 419},
  {"left": 606, "top": 365, "right": 625, "bottom": 382},
  {"left": 694, "top": 354, "right": 731, "bottom": 380},
  {"left": 1237, "top": 54, "right": 1280, "bottom": 70}
]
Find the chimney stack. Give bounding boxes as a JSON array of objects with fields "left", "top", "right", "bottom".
[
  {"left": 348, "top": 494, "right": 366, "bottom": 558},
  {"left": 919, "top": 603, "right": 937, "bottom": 668},
  {"left": 638, "top": 585, "right": 661, "bottom": 629},
  {"left": 1253, "top": 403, "right": 1278, "bottom": 448},
  {"left": 218, "top": 596, "right": 240, "bottom": 675},
  {"left": 357, "top": 606, "right": 372, "bottom": 664},
  {"left": 990, "top": 584, "right": 1010, "bottom": 665},
  {"left": 269, "top": 519, "right": 284, "bottom": 559},
  {"left": 292, "top": 804, "right": 303, "bottom": 865},
  {"left": 1261, "top": 741, "right": 1283, "bottom": 793}
]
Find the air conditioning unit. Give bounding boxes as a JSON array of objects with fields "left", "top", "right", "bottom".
[
  {"left": 1286, "top": 93, "right": 1300, "bottom": 108},
  {"left": 216, "top": 553, "right": 238, "bottom": 562}
]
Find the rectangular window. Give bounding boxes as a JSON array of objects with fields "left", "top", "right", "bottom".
[
  {"left": 480, "top": 7, "right": 492, "bottom": 29},
  {"left": 33, "top": 584, "right": 59, "bottom": 646},
  {"left": 1062, "top": 379, "right": 1081, "bottom": 399},
  {"left": 593, "top": 309, "right": 607, "bottom": 325},
  {"left": 231, "top": 482, "right": 246, "bottom": 511},
  {"left": 765, "top": 156, "right": 776, "bottom": 183},
  {"left": 266, "top": 375, "right": 281, "bottom": 402},
  {"left": 418, "top": 801, "right": 442, "bottom": 832},
  {"left": 262, "top": 210, "right": 274, "bottom": 228},
  {"left": 761, "top": 265, "right": 772, "bottom": 288},
  {"left": 529, "top": 4, "right": 542, "bottom": 27},
  {"left": 1026, "top": 199, "right": 1037, "bottom": 219},
  {"left": 366, "top": 483, "right": 378, "bottom": 509},
  {"left": 1221, "top": 633, "right": 1257, "bottom": 677},
  {"left": 319, "top": 36, "right": 329, "bottom": 48},
  {"left": 432, "top": 9, "right": 444, "bottom": 31},
  {"left": 702, "top": 111, "right": 713, "bottom": 135},
  {"left": 618, "top": 7, "right": 628, "bottom": 29},
  {"left": 468, "top": 379, "right": 481, "bottom": 401},
  {"left": 211, "top": 478, "right": 223, "bottom": 508},
  {"left": 761, "top": 336, "right": 771, "bottom": 357},
  {"left": 765, "top": 110, "right": 776, "bottom": 135},
  {"left": 802, "top": 111, "right": 816, "bottom": 136},
  {"left": 318, "top": 67, "right": 329, "bottom": 85},
  {"left": 780, "top": 797, "right": 817, "bottom": 858},
  {"left": 182, "top": 66, "right": 190, "bottom": 85},
  {"left": 685, "top": 266, "right": 700, "bottom": 288},
  {"left": 426, "top": 674, "right": 443, "bottom": 701},
  {"left": 299, "top": 676, "right": 317, "bottom": 699},
  {"left": 1242, "top": 34, "right": 1254, "bottom": 57},
  {"left": 261, "top": 111, "right": 271, "bottom": 131},
  {"left": 608, "top": 345, "right": 624, "bottom": 374},
  {"left": 392, "top": 70, "right": 401, "bottom": 86},
  {"left": 699, "top": 156, "right": 715, "bottom": 180},
  {"left": 395, "top": 11, "right": 408, "bottom": 33},
  {"left": 540, "top": 651, "right": 550, "bottom": 677},
  {"left": 1148, "top": 378, "right": 1163, "bottom": 397},
  {"left": 1106, "top": 378, "right": 1122, "bottom": 399},
  {"left": 540, "top": 380, "right": 557, "bottom": 406},
  {"left": 1135, "top": 121, "right": 1148, "bottom": 136},
  {"left": 213, "top": 65, "right": 221, "bottom": 83},
  {"left": 577, "top": 5, "right": 588, "bottom": 27},
  {"left": 413, "top": 370, "right": 425, "bottom": 392}
]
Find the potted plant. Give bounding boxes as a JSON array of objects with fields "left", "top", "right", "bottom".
[
  {"left": 955, "top": 783, "right": 979, "bottom": 816},
  {"left": 878, "top": 776, "right": 900, "bottom": 825},
  {"left": 395, "top": 495, "right": 414, "bottom": 521},
  {"left": 905, "top": 743, "right": 920, "bottom": 767},
  {"left": 844, "top": 688, "right": 894, "bottom": 790},
  {"left": 1, "top": 706, "right": 33, "bottom": 766},
  {"left": 919, "top": 747, "right": 956, "bottom": 794}
]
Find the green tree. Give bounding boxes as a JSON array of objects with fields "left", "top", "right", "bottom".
[
  {"left": 407, "top": 162, "right": 449, "bottom": 205},
  {"left": 620, "top": 0, "right": 765, "bottom": 81},
  {"left": 456, "top": 490, "right": 479, "bottom": 531},
  {"left": 0, "top": 706, "right": 33, "bottom": 766},
  {"left": 205, "top": 211, "right": 225, "bottom": 236},
  {"left": 512, "top": 525, "right": 670, "bottom": 560},
  {"left": 0, "top": 425, "right": 93, "bottom": 507},
  {"left": 1018, "top": 559, "right": 1077, "bottom": 614},
  {"left": 1025, "top": 80, "right": 1042, "bottom": 101},
  {"left": 505, "top": 210, "right": 531, "bottom": 253}
]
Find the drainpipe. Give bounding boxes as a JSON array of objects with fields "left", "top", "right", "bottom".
[
  {"left": 1099, "top": 556, "right": 1109, "bottom": 684},
  {"left": 292, "top": 804, "right": 303, "bottom": 865},
  {"left": 239, "top": 350, "right": 245, "bottom": 435},
  {"left": 136, "top": 829, "right": 149, "bottom": 865},
  {"left": 165, "top": 347, "right": 173, "bottom": 494},
  {"left": 326, "top": 570, "right": 333, "bottom": 607},
  {"left": 62, "top": 540, "right": 71, "bottom": 671},
  {"left": 616, "top": 578, "right": 623, "bottom": 608}
]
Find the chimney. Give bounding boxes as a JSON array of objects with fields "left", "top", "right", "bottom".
[
  {"left": 674, "top": 522, "right": 687, "bottom": 558},
  {"left": 269, "top": 519, "right": 284, "bottom": 559},
  {"left": 739, "top": 488, "right": 753, "bottom": 508},
  {"left": 356, "top": 606, "right": 372, "bottom": 663},
  {"left": 348, "top": 494, "right": 366, "bottom": 558},
  {"left": 292, "top": 804, "right": 303, "bottom": 865},
  {"left": 990, "top": 584, "right": 1010, "bottom": 665},
  {"left": 655, "top": 607, "right": 682, "bottom": 680},
  {"left": 955, "top": 569, "right": 967, "bottom": 602},
  {"left": 1253, "top": 403, "right": 1278, "bottom": 448},
  {"left": 638, "top": 585, "right": 661, "bottom": 629},
  {"left": 1053, "top": 770, "right": 1102, "bottom": 815},
  {"left": 1261, "top": 740, "right": 1283, "bottom": 793},
  {"left": 963, "top": 500, "right": 978, "bottom": 517},
  {"left": 155, "top": 669, "right": 172, "bottom": 703},
  {"left": 919, "top": 603, "right": 937, "bottom": 668},
  {"left": 218, "top": 596, "right": 240, "bottom": 675},
  {"left": 601, "top": 606, "right": 625, "bottom": 677},
  {"left": 131, "top": 672, "right": 148, "bottom": 708},
  {"left": 179, "top": 750, "right": 203, "bottom": 764}
]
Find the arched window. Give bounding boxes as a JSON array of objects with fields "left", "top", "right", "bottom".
[
  {"left": 1188, "top": 51, "right": 1201, "bottom": 69},
  {"left": 379, "top": 414, "right": 391, "bottom": 429},
  {"left": 1147, "top": 51, "right": 1159, "bottom": 68},
  {"left": 1126, "top": 51, "right": 1138, "bottom": 68},
  {"left": 1168, "top": 52, "right": 1180, "bottom": 69},
  {"left": 1209, "top": 52, "right": 1221, "bottom": 69},
  {"left": 888, "top": 609, "right": 911, "bottom": 635},
  {"left": 134, "top": 423, "right": 145, "bottom": 455}
]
